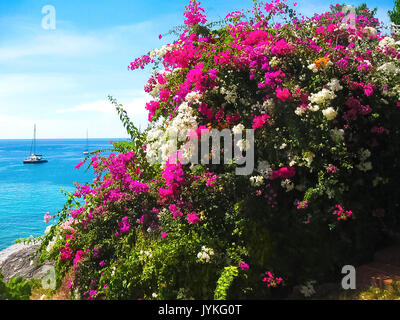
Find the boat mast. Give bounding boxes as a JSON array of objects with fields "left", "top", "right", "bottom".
[{"left": 33, "top": 124, "right": 36, "bottom": 155}]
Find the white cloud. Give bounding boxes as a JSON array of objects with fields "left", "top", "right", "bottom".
[{"left": 125, "top": 95, "right": 152, "bottom": 116}]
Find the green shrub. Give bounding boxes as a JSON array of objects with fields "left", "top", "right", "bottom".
[{"left": 0, "top": 273, "right": 33, "bottom": 300}]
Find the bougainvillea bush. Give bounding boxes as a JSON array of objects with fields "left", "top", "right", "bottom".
[{"left": 38, "top": 0, "right": 400, "bottom": 299}]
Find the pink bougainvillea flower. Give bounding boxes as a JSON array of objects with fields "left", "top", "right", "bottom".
[
  {"left": 198, "top": 103, "right": 213, "bottom": 120},
  {"left": 269, "top": 166, "right": 295, "bottom": 180},
  {"left": 363, "top": 83, "right": 374, "bottom": 97},
  {"left": 276, "top": 87, "right": 291, "bottom": 102},
  {"left": 296, "top": 201, "right": 308, "bottom": 209},
  {"left": 271, "top": 39, "right": 293, "bottom": 55},
  {"left": 88, "top": 290, "right": 97, "bottom": 300},
  {"left": 159, "top": 89, "right": 170, "bottom": 102},
  {"left": 75, "top": 161, "right": 84, "bottom": 169},
  {"left": 44, "top": 212, "right": 52, "bottom": 223},
  {"left": 208, "top": 68, "right": 218, "bottom": 80},
  {"left": 316, "top": 26, "right": 325, "bottom": 35},
  {"left": 186, "top": 212, "right": 200, "bottom": 224},
  {"left": 326, "top": 164, "right": 338, "bottom": 173},
  {"left": 239, "top": 261, "right": 250, "bottom": 271},
  {"left": 169, "top": 204, "right": 183, "bottom": 219},
  {"left": 332, "top": 205, "right": 353, "bottom": 221},
  {"left": 145, "top": 100, "right": 161, "bottom": 122},
  {"left": 252, "top": 114, "right": 270, "bottom": 130},
  {"left": 205, "top": 174, "right": 217, "bottom": 187},
  {"left": 118, "top": 216, "right": 130, "bottom": 233},
  {"left": 262, "top": 271, "right": 283, "bottom": 287},
  {"left": 59, "top": 242, "right": 73, "bottom": 261},
  {"left": 73, "top": 250, "right": 85, "bottom": 270},
  {"left": 157, "top": 73, "right": 167, "bottom": 85},
  {"left": 184, "top": 0, "right": 207, "bottom": 26}
]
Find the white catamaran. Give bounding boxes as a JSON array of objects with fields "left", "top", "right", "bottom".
[{"left": 23, "top": 124, "right": 48, "bottom": 164}]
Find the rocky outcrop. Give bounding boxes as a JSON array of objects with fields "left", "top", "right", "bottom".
[{"left": 0, "top": 242, "right": 54, "bottom": 283}]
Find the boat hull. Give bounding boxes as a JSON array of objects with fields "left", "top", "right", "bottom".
[{"left": 23, "top": 160, "right": 48, "bottom": 164}]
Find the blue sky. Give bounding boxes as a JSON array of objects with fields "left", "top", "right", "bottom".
[{"left": 0, "top": 0, "right": 395, "bottom": 139}]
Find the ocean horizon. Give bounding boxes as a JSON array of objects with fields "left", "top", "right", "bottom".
[{"left": 0, "top": 138, "right": 125, "bottom": 250}]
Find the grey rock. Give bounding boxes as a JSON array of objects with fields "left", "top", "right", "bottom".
[{"left": 0, "top": 242, "right": 54, "bottom": 283}]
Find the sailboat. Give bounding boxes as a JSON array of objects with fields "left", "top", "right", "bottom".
[
  {"left": 83, "top": 129, "right": 89, "bottom": 155},
  {"left": 23, "top": 124, "right": 48, "bottom": 164}
]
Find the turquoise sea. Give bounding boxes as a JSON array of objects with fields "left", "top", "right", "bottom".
[{"left": 0, "top": 139, "right": 122, "bottom": 250}]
